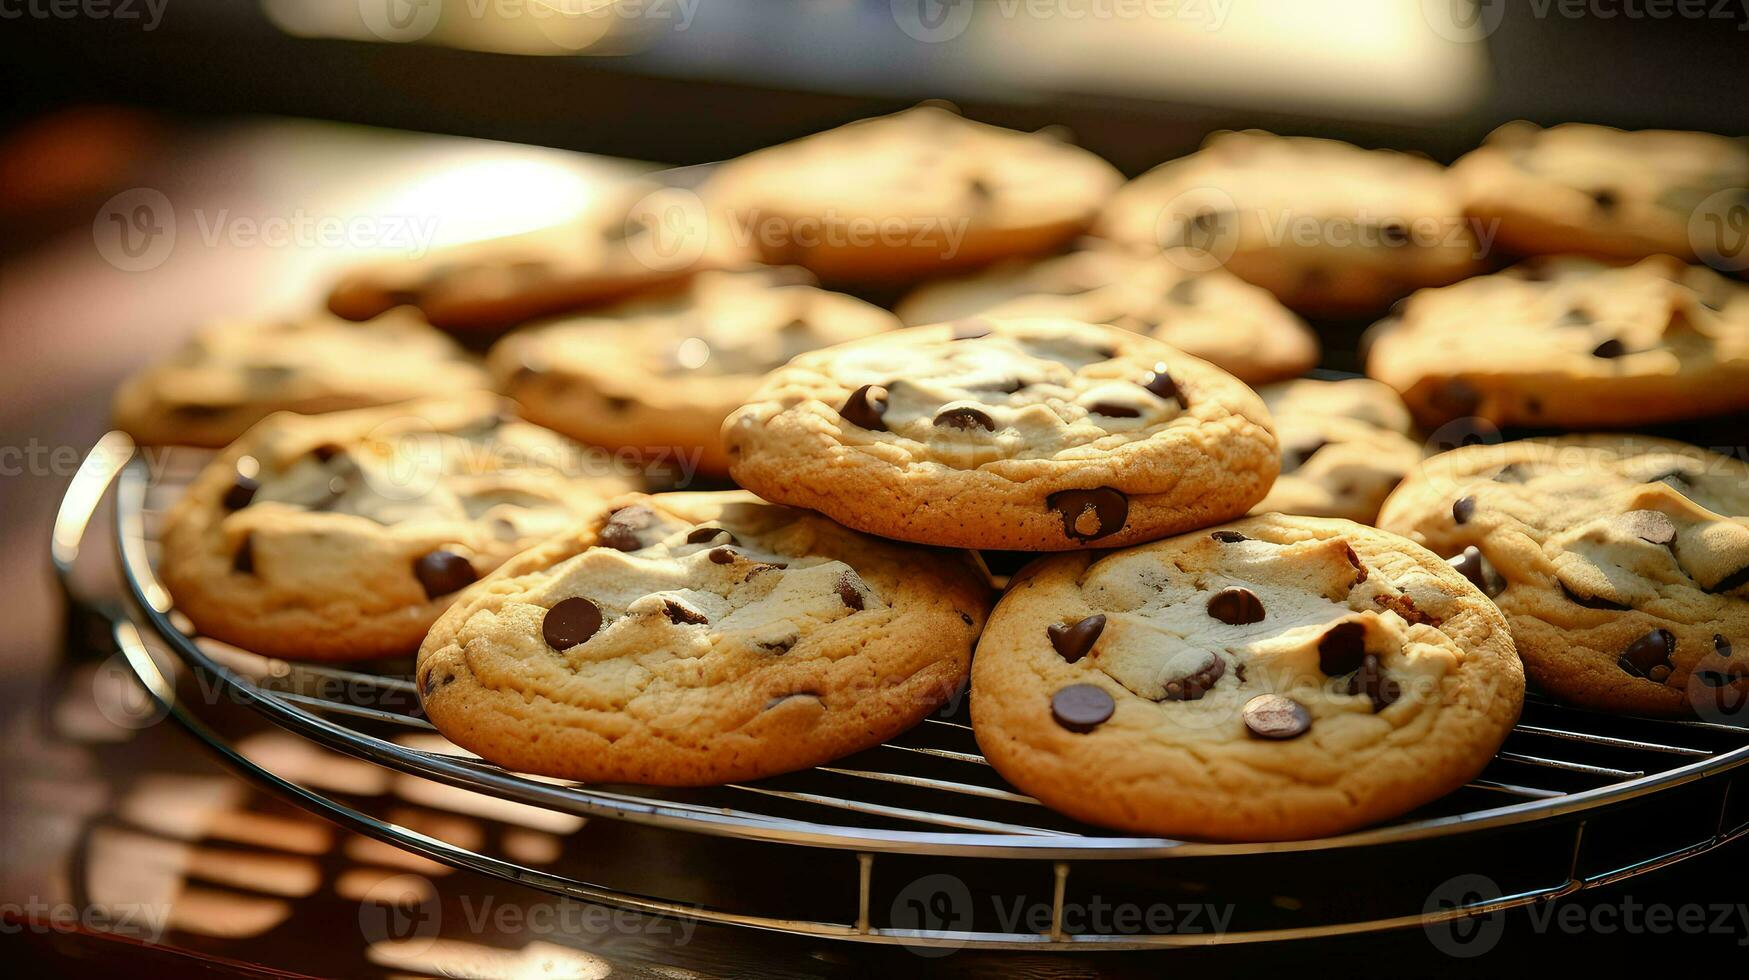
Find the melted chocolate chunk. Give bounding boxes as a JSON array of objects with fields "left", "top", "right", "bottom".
[
  {"left": 1452, "top": 495, "right": 1477, "bottom": 525},
  {"left": 1210, "top": 530, "right": 1250, "bottom": 543},
  {"left": 839, "top": 384, "right": 889, "bottom": 431},
  {"left": 1560, "top": 580, "right": 1630, "bottom": 611},
  {"left": 1317, "top": 621, "right": 1367, "bottom": 676},
  {"left": 1718, "top": 634, "right": 1735, "bottom": 659},
  {"left": 233, "top": 535, "right": 254, "bottom": 574},
  {"left": 1141, "top": 367, "right": 1185, "bottom": 407},
  {"left": 1207, "top": 587, "right": 1265, "bottom": 626},
  {"left": 1590, "top": 187, "right": 1619, "bottom": 213},
  {"left": 223, "top": 471, "right": 259, "bottom": 511},
  {"left": 686, "top": 526, "right": 735, "bottom": 545},
  {"left": 1349, "top": 654, "right": 1401, "bottom": 711},
  {"left": 543, "top": 596, "right": 602, "bottom": 650},
  {"left": 1046, "top": 487, "right": 1129, "bottom": 541},
  {"left": 1619, "top": 628, "right": 1676, "bottom": 680},
  {"left": 414, "top": 550, "right": 476, "bottom": 599},
  {"left": 1378, "top": 220, "right": 1411, "bottom": 247},
  {"left": 834, "top": 574, "right": 865, "bottom": 611},
  {"left": 1592, "top": 338, "right": 1628, "bottom": 359},
  {"left": 1046, "top": 614, "right": 1105, "bottom": 663},
  {"left": 1162, "top": 653, "right": 1226, "bottom": 702},
  {"left": 1089, "top": 402, "right": 1142, "bottom": 419},
  {"left": 1051, "top": 684, "right": 1115, "bottom": 733},
  {"left": 935, "top": 406, "right": 996, "bottom": 431},
  {"left": 708, "top": 547, "right": 738, "bottom": 565},
  {"left": 1707, "top": 564, "right": 1749, "bottom": 595},
  {"left": 1283, "top": 439, "right": 1329, "bottom": 473},
  {"left": 1447, "top": 546, "right": 1505, "bottom": 597},
  {"left": 310, "top": 443, "right": 343, "bottom": 463},
  {"left": 662, "top": 599, "right": 709, "bottom": 625},
  {"left": 1242, "top": 694, "right": 1311, "bottom": 740},
  {"left": 598, "top": 505, "right": 658, "bottom": 551}
]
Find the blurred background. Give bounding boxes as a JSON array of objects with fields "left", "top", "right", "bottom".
[{"left": 2, "top": 2, "right": 1747, "bottom": 976}]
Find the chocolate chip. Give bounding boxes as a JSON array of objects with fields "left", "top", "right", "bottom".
[
  {"left": 1050, "top": 684, "right": 1115, "bottom": 733},
  {"left": 1046, "top": 487, "right": 1129, "bottom": 541},
  {"left": 835, "top": 574, "right": 865, "bottom": 611},
  {"left": 1166, "top": 277, "right": 1200, "bottom": 305},
  {"left": 1378, "top": 221, "right": 1411, "bottom": 247},
  {"left": 934, "top": 406, "right": 995, "bottom": 431},
  {"left": 1243, "top": 695, "right": 1310, "bottom": 740},
  {"left": 1341, "top": 543, "right": 1369, "bottom": 583},
  {"left": 1560, "top": 580, "right": 1630, "bottom": 610},
  {"left": 1707, "top": 564, "right": 1749, "bottom": 595},
  {"left": 708, "top": 547, "right": 737, "bottom": 564},
  {"left": 1283, "top": 439, "right": 1328, "bottom": 473},
  {"left": 233, "top": 535, "right": 254, "bottom": 574},
  {"left": 1349, "top": 654, "right": 1401, "bottom": 712},
  {"left": 1207, "top": 587, "right": 1265, "bottom": 625},
  {"left": 951, "top": 319, "right": 993, "bottom": 341},
  {"left": 540, "top": 596, "right": 601, "bottom": 650},
  {"left": 1046, "top": 614, "right": 1105, "bottom": 663},
  {"left": 967, "top": 177, "right": 993, "bottom": 202},
  {"left": 1429, "top": 379, "right": 1480, "bottom": 420},
  {"left": 839, "top": 384, "right": 889, "bottom": 431},
  {"left": 1089, "top": 402, "right": 1141, "bottom": 419},
  {"left": 1592, "top": 338, "right": 1628, "bottom": 359},
  {"left": 760, "top": 637, "right": 797, "bottom": 656},
  {"left": 1162, "top": 653, "right": 1225, "bottom": 702},
  {"left": 598, "top": 505, "right": 658, "bottom": 551},
  {"left": 414, "top": 550, "right": 476, "bottom": 599},
  {"left": 1591, "top": 188, "right": 1619, "bottom": 213},
  {"left": 958, "top": 611, "right": 974, "bottom": 626},
  {"left": 311, "top": 443, "right": 343, "bottom": 463},
  {"left": 662, "top": 599, "right": 708, "bottom": 625},
  {"left": 1452, "top": 495, "right": 1477, "bottom": 525},
  {"left": 1210, "top": 530, "right": 1249, "bottom": 543},
  {"left": 1620, "top": 510, "right": 1677, "bottom": 547},
  {"left": 1719, "top": 634, "right": 1734, "bottom": 659},
  {"left": 1141, "top": 367, "right": 1185, "bottom": 407},
  {"left": 1317, "top": 621, "right": 1367, "bottom": 676},
  {"left": 1619, "top": 628, "right": 1676, "bottom": 679},
  {"left": 1447, "top": 546, "right": 1504, "bottom": 597},
  {"left": 223, "top": 472, "right": 259, "bottom": 510},
  {"left": 686, "top": 526, "right": 735, "bottom": 545}
]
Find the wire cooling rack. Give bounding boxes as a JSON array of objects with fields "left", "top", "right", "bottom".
[{"left": 54, "top": 435, "right": 1749, "bottom": 949}]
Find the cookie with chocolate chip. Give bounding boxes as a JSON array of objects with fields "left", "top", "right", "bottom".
[
  {"left": 490, "top": 267, "right": 899, "bottom": 476},
  {"left": 160, "top": 395, "right": 635, "bottom": 660},
  {"left": 723, "top": 317, "right": 1279, "bottom": 551},
  {"left": 1453, "top": 121, "right": 1749, "bottom": 263},
  {"left": 417, "top": 491, "right": 991, "bottom": 784},
  {"left": 1366, "top": 255, "right": 1749, "bottom": 429},
  {"left": 112, "top": 311, "right": 491, "bottom": 448},
  {"left": 970, "top": 514, "right": 1522, "bottom": 841},
  {"left": 702, "top": 105, "right": 1122, "bottom": 285},
  {"left": 327, "top": 181, "right": 734, "bottom": 334},
  {"left": 1097, "top": 130, "right": 1483, "bottom": 316},
  {"left": 894, "top": 244, "right": 1319, "bottom": 385},
  {"left": 1251, "top": 378, "right": 1423, "bottom": 524},
  {"left": 1378, "top": 435, "right": 1749, "bottom": 716}
]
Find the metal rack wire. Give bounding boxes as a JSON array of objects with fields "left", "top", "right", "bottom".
[{"left": 54, "top": 435, "right": 1749, "bottom": 949}]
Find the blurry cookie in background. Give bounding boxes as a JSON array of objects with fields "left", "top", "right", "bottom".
[
  {"left": 895, "top": 244, "right": 1318, "bottom": 385},
  {"left": 1366, "top": 255, "right": 1749, "bottom": 429},
  {"left": 702, "top": 105, "right": 1122, "bottom": 286},
  {"left": 1453, "top": 121, "right": 1749, "bottom": 264},
  {"left": 491, "top": 267, "right": 899, "bottom": 477},
  {"left": 1251, "top": 378, "right": 1422, "bottom": 524},
  {"left": 327, "top": 180, "right": 735, "bottom": 334},
  {"left": 1378, "top": 436, "right": 1749, "bottom": 717},
  {"left": 112, "top": 311, "right": 490, "bottom": 448},
  {"left": 1097, "top": 130, "right": 1484, "bottom": 317},
  {"left": 160, "top": 395, "right": 635, "bottom": 661}
]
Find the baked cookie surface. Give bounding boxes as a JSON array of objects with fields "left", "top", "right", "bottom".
[
  {"left": 970, "top": 514, "right": 1523, "bottom": 841},
  {"left": 1377, "top": 436, "right": 1749, "bottom": 716},
  {"left": 491, "top": 267, "right": 899, "bottom": 476},
  {"left": 1097, "top": 130, "right": 1483, "bottom": 316},
  {"left": 703, "top": 105, "right": 1122, "bottom": 284},
  {"left": 327, "top": 183, "right": 729, "bottom": 333},
  {"left": 417, "top": 491, "right": 991, "bottom": 785},
  {"left": 112, "top": 312, "right": 490, "bottom": 448},
  {"left": 1366, "top": 255, "right": 1749, "bottom": 429},
  {"left": 161, "top": 395, "right": 635, "bottom": 661},
  {"left": 723, "top": 317, "right": 1279, "bottom": 551},
  {"left": 1453, "top": 121, "right": 1749, "bottom": 262},
  {"left": 895, "top": 245, "right": 1318, "bottom": 384},
  {"left": 1252, "top": 378, "right": 1423, "bottom": 524}
]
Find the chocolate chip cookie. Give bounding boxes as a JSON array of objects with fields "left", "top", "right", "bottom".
[
  {"left": 1251, "top": 378, "right": 1423, "bottom": 524},
  {"left": 970, "top": 514, "right": 1523, "bottom": 841},
  {"left": 703, "top": 105, "right": 1122, "bottom": 285},
  {"left": 160, "top": 395, "right": 635, "bottom": 661},
  {"left": 1377, "top": 435, "right": 1749, "bottom": 716},
  {"left": 1097, "top": 130, "right": 1484, "bottom": 316},
  {"left": 895, "top": 244, "right": 1319, "bottom": 385},
  {"left": 491, "top": 267, "right": 899, "bottom": 477},
  {"left": 112, "top": 312, "right": 491, "bottom": 448},
  {"left": 1366, "top": 255, "right": 1749, "bottom": 429},
  {"left": 723, "top": 317, "right": 1279, "bottom": 551},
  {"left": 1453, "top": 121, "right": 1749, "bottom": 262},
  {"left": 327, "top": 182, "right": 729, "bottom": 333},
  {"left": 417, "top": 491, "right": 991, "bottom": 785}
]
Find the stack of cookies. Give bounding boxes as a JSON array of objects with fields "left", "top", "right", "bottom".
[{"left": 119, "top": 105, "right": 1749, "bottom": 844}]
